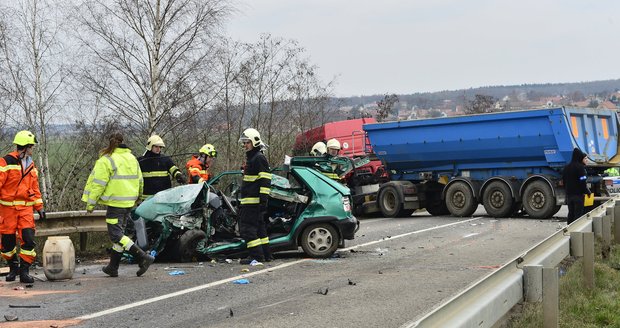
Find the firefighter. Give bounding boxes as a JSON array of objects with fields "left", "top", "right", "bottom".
[
  {"left": 138, "top": 135, "right": 185, "bottom": 200},
  {"left": 326, "top": 138, "right": 341, "bottom": 157},
  {"left": 82, "top": 132, "right": 154, "bottom": 277},
  {"left": 238, "top": 128, "right": 273, "bottom": 264},
  {"left": 186, "top": 144, "right": 216, "bottom": 183},
  {"left": 0, "top": 131, "right": 45, "bottom": 283},
  {"left": 310, "top": 141, "right": 327, "bottom": 156}
]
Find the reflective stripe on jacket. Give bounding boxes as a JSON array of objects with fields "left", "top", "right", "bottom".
[
  {"left": 240, "top": 147, "right": 271, "bottom": 206},
  {"left": 186, "top": 156, "right": 209, "bottom": 183},
  {"left": 0, "top": 151, "right": 43, "bottom": 210},
  {"left": 82, "top": 146, "right": 143, "bottom": 208},
  {"left": 138, "top": 150, "right": 180, "bottom": 196}
]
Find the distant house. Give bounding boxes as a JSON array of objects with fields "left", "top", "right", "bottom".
[{"left": 599, "top": 100, "right": 617, "bottom": 110}]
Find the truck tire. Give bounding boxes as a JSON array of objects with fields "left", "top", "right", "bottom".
[
  {"left": 300, "top": 223, "right": 339, "bottom": 258},
  {"left": 177, "top": 229, "right": 207, "bottom": 262},
  {"left": 446, "top": 181, "right": 477, "bottom": 217},
  {"left": 378, "top": 185, "right": 413, "bottom": 217},
  {"left": 425, "top": 200, "right": 450, "bottom": 216},
  {"left": 522, "top": 180, "right": 556, "bottom": 219},
  {"left": 482, "top": 181, "right": 514, "bottom": 218}
]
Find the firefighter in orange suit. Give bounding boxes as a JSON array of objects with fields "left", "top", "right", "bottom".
[
  {"left": 186, "top": 144, "right": 216, "bottom": 183},
  {"left": 0, "top": 130, "right": 45, "bottom": 283}
]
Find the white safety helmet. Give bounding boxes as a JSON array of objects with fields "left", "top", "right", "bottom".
[
  {"left": 239, "top": 128, "right": 263, "bottom": 147},
  {"left": 146, "top": 135, "right": 165, "bottom": 150},
  {"left": 326, "top": 138, "right": 341, "bottom": 150},
  {"left": 310, "top": 142, "right": 327, "bottom": 156}
]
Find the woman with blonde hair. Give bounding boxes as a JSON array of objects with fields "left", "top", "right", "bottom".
[{"left": 82, "top": 132, "right": 154, "bottom": 277}]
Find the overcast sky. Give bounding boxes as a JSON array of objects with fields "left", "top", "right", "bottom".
[{"left": 226, "top": 0, "right": 619, "bottom": 97}]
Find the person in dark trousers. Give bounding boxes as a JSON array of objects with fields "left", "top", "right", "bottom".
[
  {"left": 562, "top": 148, "right": 590, "bottom": 225},
  {"left": 138, "top": 135, "right": 184, "bottom": 200},
  {"left": 238, "top": 128, "right": 273, "bottom": 264},
  {"left": 82, "top": 132, "right": 154, "bottom": 277}
]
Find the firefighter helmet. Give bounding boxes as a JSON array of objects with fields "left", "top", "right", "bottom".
[
  {"left": 239, "top": 128, "right": 262, "bottom": 147},
  {"left": 145, "top": 135, "right": 165, "bottom": 151},
  {"left": 13, "top": 130, "right": 38, "bottom": 146},
  {"left": 326, "top": 138, "right": 341, "bottom": 150},
  {"left": 310, "top": 142, "right": 327, "bottom": 156},
  {"left": 199, "top": 144, "right": 217, "bottom": 157}
]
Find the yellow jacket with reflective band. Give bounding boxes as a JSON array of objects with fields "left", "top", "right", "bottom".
[{"left": 82, "top": 146, "right": 143, "bottom": 209}]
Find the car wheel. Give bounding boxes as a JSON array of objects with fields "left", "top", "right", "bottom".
[
  {"left": 177, "top": 229, "right": 207, "bottom": 262},
  {"left": 445, "top": 181, "right": 477, "bottom": 217},
  {"left": 300, "top": 223, "right": 339, "bottom": 258},
  {"left": 482, "top": 181, "right": 514, "bottom": 218},
  {"left": 522, "top": 180, "right": 556, "bottom": 219}
]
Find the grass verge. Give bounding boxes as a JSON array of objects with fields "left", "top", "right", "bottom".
[{"left": 509, "top": 241, "right": 620, "bottom": 327}]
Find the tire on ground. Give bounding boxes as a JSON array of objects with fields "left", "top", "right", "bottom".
[
  {"left": 445, "top": 181, "right": 477, "bottom": 217},
  {"left": 522, "top": 180, "right": 556, "bottom": 219},
  {"left": 177, "top": 229, "right": 207, "bottom": 262},
  {"left": 378, "top": 185, "right": 413, "bottom": 217},
  {"left": 482, "top": 181, "right": 514, "bottom": 217},
  {"left": 300, "top": 223, "right": 339, "bottom": 258}
]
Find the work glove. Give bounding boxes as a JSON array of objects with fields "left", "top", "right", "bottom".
[
  {"left": 86, "top": 205, "right": 94, "bottom": 214},
  {"left": 176, "top": 174, "right": 186, "bottom": 184},
  {"left": 37, "top": 210, "right": 46, "bottom": 220}
]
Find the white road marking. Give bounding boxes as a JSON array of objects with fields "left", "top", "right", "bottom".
[
  {"left": 75, "top": 217, "right": 483, "bottom": 320},
  {"left": 462, "top": 232, "right": 480, "bottom": 238}
]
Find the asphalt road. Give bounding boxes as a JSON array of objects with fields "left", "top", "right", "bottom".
[{"left": 0, "top": 206, "right": 567, "bottom": 328}]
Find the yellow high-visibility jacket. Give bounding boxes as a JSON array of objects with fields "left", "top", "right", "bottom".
[{"left": 82, "top": 146, "right": 143, "bottom": 209}]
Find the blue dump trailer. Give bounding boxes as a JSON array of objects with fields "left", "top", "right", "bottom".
[{"left": 363, "top": 107, "right": 620, "bottom": 219}]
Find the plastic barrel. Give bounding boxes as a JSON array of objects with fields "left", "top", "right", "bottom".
[{"left": 42, "top": 236, "right": 75, "bottom": 280}]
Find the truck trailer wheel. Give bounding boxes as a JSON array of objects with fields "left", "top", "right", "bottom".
[
  {"left": 446, "top": 181, "right": 477, "bottom": 217},
  {"left": 482, "top": 181, "right": 514, "bottom": 217},
  {"left": 425, "top": 200, "right": 450, "bottom": 216},
  {"left": 378, "top": 185, "right": 413, "bottom": 217},
  {"left": 522, "top": 180, "right": 556, "bottom": 219}
]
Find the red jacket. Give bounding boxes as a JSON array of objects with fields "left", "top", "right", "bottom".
[
  {"left": 186, "top": 156, "right": 209, "bottom": 183},
  {"left": 0, "top": 151, "right": 43, "bottom": 210}
]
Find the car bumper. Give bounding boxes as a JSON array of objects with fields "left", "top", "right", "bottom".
[{"left": 335, "top": 215, "right": 359, "bottom": 240}]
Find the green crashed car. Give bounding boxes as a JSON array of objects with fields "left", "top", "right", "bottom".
[{"left": 130, "top": 157, "right": 359, "bottom": 261}]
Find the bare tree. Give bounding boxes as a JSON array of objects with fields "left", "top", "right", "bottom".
[
  {"left": 465, "top": 94, "right": 496, "bottom": 114},
  {"left": 75, "top": 0, "right": 233, "bottom": 140},
  {"left": 376, "top": 94, "right": 399, "bottom": 122},
  {"left": 0, "top": 0, "right": 70, "bottom": 204}
]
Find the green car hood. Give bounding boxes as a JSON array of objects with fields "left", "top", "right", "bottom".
[{"left": 135, "top": 184, "right": 204, "bottom": 223}]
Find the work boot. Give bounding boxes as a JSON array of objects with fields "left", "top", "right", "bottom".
[
  {"left": 19, "top": 261, "right": 34, "bottom": 284},
  {"left": 5, "top": 256, "right": 19, "bottom": 282},
  {"left": 102, "top": 251, "right": 122, "bottom": 277},
  {"left": 129, "top": 245, "right": 154, "bottom": 277},
  {"left": 240, "top": 246, "right": 264, "bottom": 265},
  {"left": 262, "top": 244, "right": 274, "bottom": 262}
]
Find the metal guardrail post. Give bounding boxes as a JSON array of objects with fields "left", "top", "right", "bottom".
[
  {"left": 80, "top": 232, "right": 88, "bottom": 252},
  {"left": 592, "top": 215, "right": 602, "bottom": 238},
  {"left": 523, "top": 265, "right": 543, "bottom": 303},
  {"left": 602, "top": 211, "right": 612, "bottom": 245},
  {"left": 583, "top": 232, "right": 594, "bottom": 289},
  {"left": 570, "top": 232, "right": 583, "bottom": 257},
  {"left": 542, "top": 267, "right": 558, "bottom": 328}
]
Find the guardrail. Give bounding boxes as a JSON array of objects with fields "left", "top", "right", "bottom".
[
  {"left": 36, "top": 210, "right": 107, "bottom": 251},
  {"left": 405, "top": 196, "right": 619, "bottom": 328}
]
